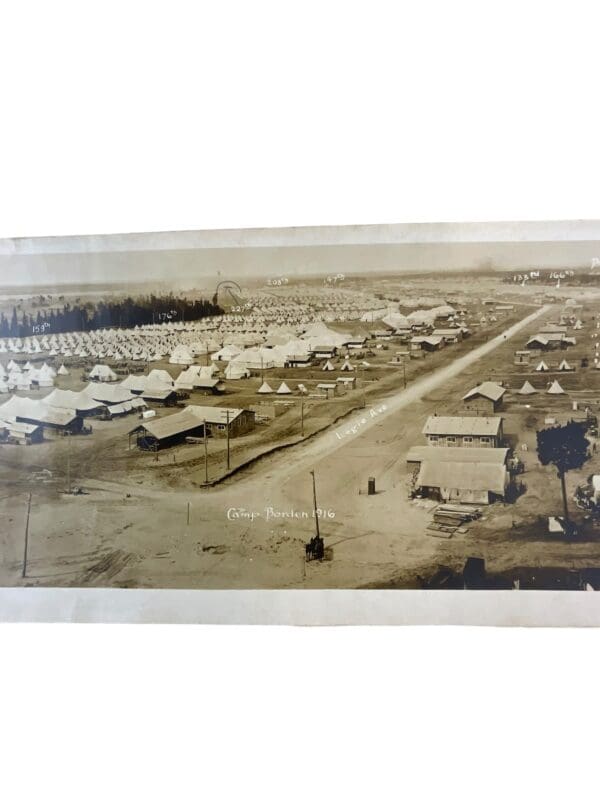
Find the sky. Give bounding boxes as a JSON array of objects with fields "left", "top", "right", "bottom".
[{"left": 1, "top": 221, "right": 599, "bottom": 288}]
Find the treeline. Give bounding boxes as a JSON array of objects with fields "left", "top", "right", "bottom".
[{"left": 0, "top": 294, "right": 224, "bottom": 338}]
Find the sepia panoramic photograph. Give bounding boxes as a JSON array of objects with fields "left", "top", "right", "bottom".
[
  {"left": 1, "top": 221, "right": 600, "bottom": 593},
  {"left": 8, "top": 3, "right": 600, "bottom": 799}
]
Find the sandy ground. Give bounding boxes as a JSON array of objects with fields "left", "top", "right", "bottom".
[{"left": 5, "top": 302, "right": 590, "bottom": 590}]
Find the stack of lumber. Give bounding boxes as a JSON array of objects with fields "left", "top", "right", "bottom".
[
  {"left": 426, "top": 523, "right": 457, "bottom": 538},
  {"left": 433, "top": 504, "right": 482, "bottom": 526}
]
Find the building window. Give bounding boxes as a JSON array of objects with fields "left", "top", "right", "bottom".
[
  {"left": 429, "top": 435, "right": 439, "bottom": 445},
  {"left": 480, "top": 436, "right": 490, "bottom": 444},
  {"left": 463, "top": 436, "right": 473, "bottom": 445},
  {"left": 217, "top": 424, "right": 226, "bottom": 431},
  {"left": 447, "top": 436, "right": 456, "bottom": 444}
]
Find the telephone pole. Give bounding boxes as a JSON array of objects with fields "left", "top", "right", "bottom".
[
  {"left": 300, "top": 399, "right": 304, "bottom": 437},
  {"left": 203, "top": 419, "right": 209, "bottom": 483},
  {"left": 22, "top": 492, "right": 32, "bottom": 579},
  {"left": 360, "top": 364, "right": 366, "bottom": 408},
  {"left": 226, "top": 409, "right": 231, "bottom": 471},
  {"left": 310, "top": 470, "right": 320, "bottom": 539},
  {"left": 66, "top": 431, "right": 71, "bottom": 494}
]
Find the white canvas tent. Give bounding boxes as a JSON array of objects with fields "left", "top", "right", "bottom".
[
  {"left": 224, "top": 362, "right": 250, "bottom": 380},
  {"left": 517, "top": 381, "right": 537, "bottom": 395},
  {"left": 547, "top": 380, "right": 565, "bottom": 394},
  {"left": 229, "top": 348, "right": 275, "bottom": 371},
  {"left": 29, "top": 368, "right": 54, "bottom": 388},
  {"left": 211, "top": 344, "right": 242, "bottom": 362},
  {"left": 322, "top": 360, "right": 335, "bottom": 371},
  {"left": 89, "top": 364, "right": 118, "bottom": 382},
  {"left": 535, "top": 360, "right": 549, "bottom": 372},
  {"left": 12, "top": 373, "right": 32, "bottom": 390},
  {"left": 146, "top": 368, "right": 174, "bottom": 387},
  {"left": 43, "top": 388, "right": 103, "bottom": 414},
  {"left": 257, "top": 381, "right": 273, "bottom": 394},
  {"left": 199, "top": 364, "right": 219, "bottom": 378},
  {"left": 168, "top": 344, "right": 194, "bottom": 365},
  {"left": 558, "top": 359, "right": 574, "bottom": 371},
  {"left": 276, "top": 381, "right": 292, "bottom": 395},
  {"left": 42, "top": 362, "right": 56, "bottom": 377}
]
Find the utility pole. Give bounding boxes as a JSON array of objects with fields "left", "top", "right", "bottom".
[
  {"left": 300, "top": 399, "right": 304, "bottom": 437},
  {"left": 360, "top": 364, "right": 366, "bottom": 408},
  {"left": 22, "top": 492, "right": 32, "bottom": 579},
  {"left": 310, "top": 470, "right": 320, "bottom": 539},
  {"left": 226, "top": 409, "right": 231, "bottom": 471},
  {"left": 203, "top": 419, "right": 208, "bottom": 483},
  {"left": 403, "top": 359, "right": 407, "bottom": 389},
  {"left": 206, "top": 343, "right": 210, "bottom": 366},
  {"left": 66, "top": 431, "right": 71, "bottom": 494}
]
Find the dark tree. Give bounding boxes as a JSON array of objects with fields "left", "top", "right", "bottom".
[
  {"left": 536, "top": 422, "right": 590, "bottom": 526},
  {"left": 0, "top": 295, "right": 223, "bottom": 337}
]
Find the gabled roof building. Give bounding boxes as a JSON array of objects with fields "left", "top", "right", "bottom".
[{"left": 422, "top": 415, "right": 503, "bottom": 448}]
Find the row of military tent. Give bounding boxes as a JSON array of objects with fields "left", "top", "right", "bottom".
[
  {"left": 533, "top": 359, "right": 575, "bottom": 372},
  {"left": 0, "top": 384, "right": 148, "bottom": 438},
  {"left": 0, "top": 361, "right": 57, "bottom": 391},
  {"left": 517, "top": 380, "right": 566, "bottom": 395}
]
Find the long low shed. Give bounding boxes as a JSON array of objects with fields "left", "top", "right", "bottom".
[
  {"left": 131, "top": 405, "right": 255, "bottom": 450},
  {"left": 415, "top": 459, "right": 509, "bottom": 504},
  {"left": 407, "top": 447, "right": 510, "bottom": 504},
  {"left": 0, "top": 395, "right": 82, "bottom": 433},
  {"left": 132, "top": 408, "right": 205, "bottom": 450},
  {"left": 422, "top": 415, "right": 504, "bottom": 448},
  {"left": 0, "top": 419, "right": 43, "bottom": 444}
]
